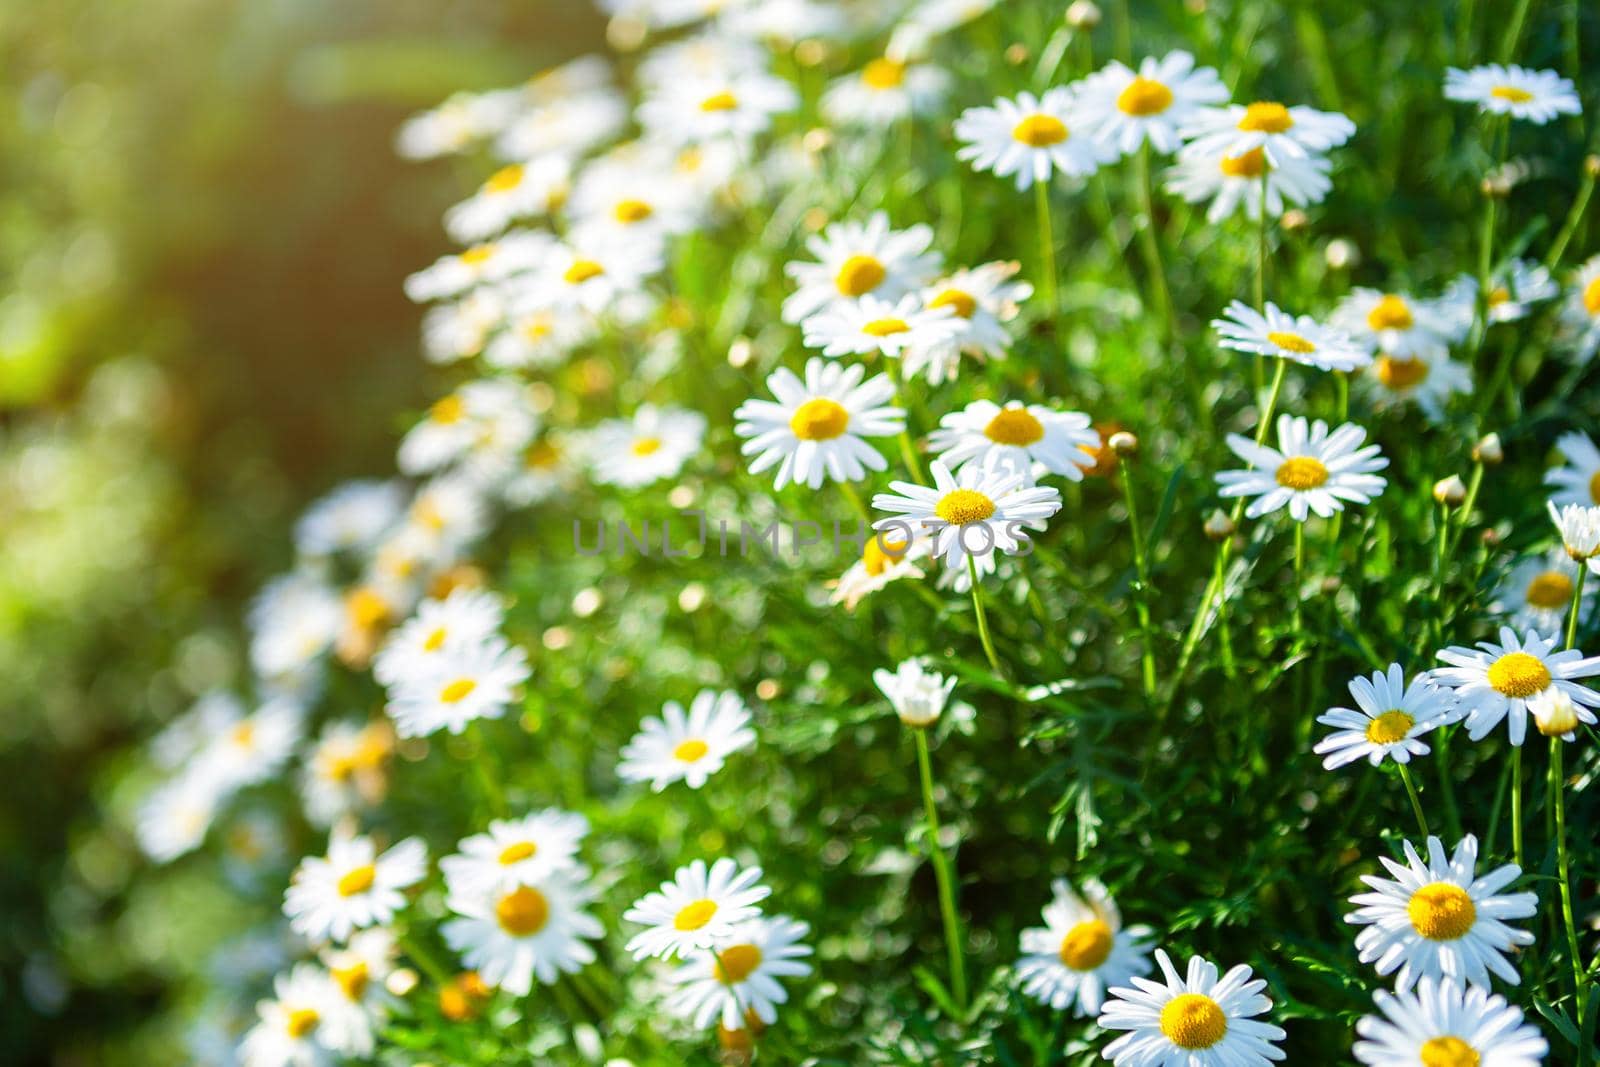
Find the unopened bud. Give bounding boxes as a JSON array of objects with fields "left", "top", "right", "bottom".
[
  {"left": 1534, "top": 690, "right": 1581, "bottom": 738},
  {"left": 605, "top": 14, "right": 648, "bottom": 52},
  {"left": 1433, "top": 475, "right": 1467, "bottom": 507},
  {"left": 1481, "top": 173, "right": 1512, "bottom": 199},
  {"left": 727, "top": 336, "right": 753, "bottom": 368},
  {"left": 1320, "top": 576, "right": 1341, "bottom": 596},
  {"left": 1066, "top": 0, "right": 1102, "bottom": 29},
  {"left": 1280, "top": 208, "right": 1310, "bottom": 231},
  {"left": 1204, "top": 509, "right": 1235, "bottom": 542},
  {"left": 1586, "top": 154, "right": 1600, "bottom": 179},
  {"left": 1005, "top": 43, "right": 1029, "bottom": 65},
  {"left": 794, "top": 39, "right": 829, "bottom": 68},
  {"left": 802, "top": 127, "right": 832, "bottom": 155},
  {"left": 1472, "top": 433, "right": 1503, "bottom": 465},
  {"left": 1108, "top": 431, "right": 1139, "bottom": 456},
  {"left": 385, "top": 968, "right": 419, "bottom": 997},
  {"left": 1324, "top": 238, "right": 1360, "bottom": 270},
  {"left": 1481, "top": 527, "right": 1503, "bottom": 548}
]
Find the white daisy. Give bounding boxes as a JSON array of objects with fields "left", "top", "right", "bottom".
[
  {"left": 617, "top": 689, "right": 756, "bottom": 791},
  {"left": 524, "top": 228, "right": 664, "bottom": 315},
  {"left": 830, "top": 530, "right": 929, "bottom": 611},
  {"left": 1528, "top": 686, "right": 1597, "bottom": 740},
  {"left": 1558, "top": 255, "right": 1600, "bottom": 362},
  {"left": 623, "top": 858, "right": 772, "bottom": 960},
  {"left": 633, "top": 32, "right": 769, "bottom": 92},
  {"left": 249, "top": 573, "right": 344, "bottom": 686},
  {"left": 954, "top": 88, "right": 1120, "bottom": 190},
  {"left": 201, "top": 698, "right": 303, "bottom": 793},
  {"left": 567, "top": 148, "right": 703, "bottom": 242},
  {"left": 801, "top": 293, "right": 960, "bottom": 359},
  {"left": 483, "top": 303, "right": 595, "bottom": 371},
  {"left": 403, "top": 231, "right": 551, "bottom": 303},
  {"left": 136, "top": 769, "right": 223, "bottom": 863},
  {"left": 1492, "top": 549, "right": 1592, "bottom": 639},
  {"left": 300, "top": 720, "right": 394, "bottom": 828},
  {"left": 733, "top": 358, "right": 903, "bottom": 490},
  {"left": 395, "top": 91, "right": 519, "bottom": 161},
  {"left": 722, "top": 0, "right": 847, "bottom": 43},
  {"left": 1445, "top": 64, "right": 1581, "bottom": 123},
  {"left": 873, "top": 657, "right": 956, "bottom": 728},
  {"left": 503, "top": 434, "right": 576, "bottom": 507},
  {"left": 1212, "top": 300, "right": 1371, "bottom": 372},
  {"left": 1181, "top": 100, "right": 1356, "bottom": 166},
  {"left": 1331, "top": 288, "right": 1471, "bottom": 359},
  {"left": 1097, "top": 949, "right": 1286, "bottom": 1065},
  {"left": 903, "top": 262, "right": 1032, "bottom": 384},
  {"left": 1015, "top": 879, "right": 1154, "bottom": 1016},
  {"left": 637, "top": 71, "right": 798, "bottom": 145},
  {"left": 1354, "top": 976, "right": 1547, "bottom": 1067},
  {"left": 441, "top": 869, "right": 604, "bottom": 995},
  {"left": 782, "top": 212, "right": 942, "bottom": 324},
  {"left": 1313, "top": 664, "right": 1457, "bottom": 770},
  {"left": 1549, "top": 500, "right": 1600, "bottom": 562},
  {"left": 586, "top": 405, "right": 706, "bottom": 488},
  {"left": 385, "top": 636, "right": 531, "bottom": 738},
  {"left": 872, "top": 459, "right": 1064, "bottom": 570},
  {"left": 440, "top": 811, "right": 590, "bottom": 897},
  {"left": 1215, "top": 415, "right": 1389, "bottom": 522},
  {"left": 1345, "top": 834, "right": 1536, "bottom": 991},
  {"left": 1546, "top": 431, "right": 1600, "bottom": 509},
  {"left": 1362, "top": 343, "right": 1474, "bottom": 422},
  {"left": 927, "top": 399, "right": 1100, "bottom": 483},
  {"left": 1431, "top": 626, "right": 1600, "bottom": 745},
  {"left": 284, "top": 832, "right": 427, "bottom": 944},
  {"left": 1164, "top": 142, "right": 1332, "bottom": 223},
  {"left": 319, "top": 928, "right": 399, "bottom": 1055},
  {"left": 405, "top": 474, "right": 491, "bottom": 557},
  {"left": 294, "top": 481, "right": 405, "bottom": 559},
  {"left": 1453, "top": 258, "right": 1561, "bottom": 324},
  {"left": 240, "top": 964, "right": 354, "bottom": 1067},
  {"left": 373, "top": 588, "right": 506, "bottom": 689},
  {"left": 1073, "top": 51, "right": 1229, "bottom": 156},
  {"left": 494, "top": 87, "right": 630, "bottom": 163},
  {"left": 821, "top": 56, "right": 950, "bottom": 128},
  {"left": 421, "top": 288, "right": 506, "bottom": 365},
  {"left": 397, "top": 379, "right": 539, "bottom": 479},
  {"left": 443, "top": 156, "right": 570, "bottom": 243},
  {"left": 664, "top": 915, "right": 814, "bottom": 1030}
]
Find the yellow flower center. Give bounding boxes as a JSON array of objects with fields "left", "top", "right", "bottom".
[
  {"left": 1375, "top": 354, "right": 1430, "bottom": 389},
  {"left": 495, "top": 886, "right": 550, "bottom": 937},
  {"left": 460, "top": 244, "right": 496, "bottom": 267},
  {"left": 563, "top": 259, "right": 605, "bottom": 284},
  {"left": 862, "top": 58, "right": 906, "bottom": 90},
  {"left": 631, "top": 436, "right": 662, "bottom": 456},
  {"left": 286, "top": 1008, "right": 320, "bottom": 1039},
  {"left": 835, "top": 253, "right": 887, "bottom": 297},
  {"left": 1488, "top": 286, "right": 1511, "bottom": 307},
  {"left": 715, "top": 943, "right": 764, "bottom": 983},
  {"left": 674, "top": 898, "right": 718, "bottom": 930},
  {"left": 440, "top": 678, "right": 477, "bottom": 704},
  {"left": 1159, "top": 993, "right": 1228, "bottom": 1049},
  {"left": 231, "top": 721, "right": 257, "bottom": 749},
  {"left": 1365, "top": 709, "right": 1414, "bottom": 745},
  {"left": 1486, "top": 651, "right": 1551, "bottom": 698},
  {"left": 935, "top": 488, "right": 997, "bottom": 525},
  {"left": 1527, "top": 570, "right": 1575, "bottom": 610},
  {"left": 1266, "top": 330, "right": 1316, "bottom": 354},
  {"left": 431, "top": 394, "right": 465, "bottom": 424},
  {"left": 862, "top": 317, "right": 910, "bottom": 337},
  {"left": 928, "top": 287, "right": 977, "bottom": 318},
  {"left": 673, "top": 738, "right": 710, "bottom": 763},
  {"left": 1275, "top": 456, "right": 1329, "bottom": 490},
  {"left": 1366, "top": 294, "right": 1414, "bottom": 331},
  {"left": 1408, "top": 882, "right": 1478, "bottom": 941},
  {"left": 613, "top": 198, "right": 655, "bottom": 224},
  {"left": 522, "top": 314, "right": 553, "bottom": 341},
  {"left": 1116, "top": 77, "right": 1175, "bottom": 116},
  {"left": 862, "top": 535, "right": 910, "bottom": 577},
  {"left": 1420, "top": 1036, "right": 1480, "bottom": 1067},
  {"left": 1237, "top": 101, "right": 1293, "bottom": 133},
  {"left": 1057, "top": 919, "right": 1114, "bottom": 971},
  {"left": 1012, "top": 113, "right": 1069, "bottom": 147},
  {"left": 789, "top": 397, "right": 851, "bottom": 441},
  {"left": 498, "top": 841, "right": 538, "bottom": 864},
  {"left": 983, "top": 408, "right": 1045, "bottom": 446},
  {"left": 331, "top": 962, "right": 369, "bottom": 1002},
  {"left": 1219, "top": 147, "right": 1268, "bottom": 177},
  {"left": 1489, "top": 85, "right": 1535, "bottom": 103},
  {"left": 1584, "top": 277, "right": 1600, "bottom": 316},
  {"left": 423, "top": 626, "right": 449, "bottom": 653},
  {"left": 346, "top": 587, "right": 389, "bottom": 629},
  {"left": 337, "top": 864, "right": 377, "bottom": 897},
  {"left": 700, "top": 91, "right": 739, "bottom": 112},
  {"left": 1589, "top": 469, "right": 1600, "bottom": 505},
  {"left": 484, "top": 163, "right": 524, "bottom": 194}
]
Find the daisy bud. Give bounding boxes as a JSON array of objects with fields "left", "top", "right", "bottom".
[
  {"left": 1587, "top": 154, "right": 1600, "bottom": 178},
  {"left": 1320, "top": 576, "right": 1341, "bottom": 595},
  {"left": 874, "top": 658, "right": 956, "bottom": 728},
  {"left": 794, "top": 39, "right": 829, "bottom": 67},
  {"left": 1065, "top": 0, "right": 1102, "bottom": 29},
  {"left": 605, "top": 14, "right": 647, "bottom": 52},
  {"left": 1280, "top": 208, "right": 1310, "bottom": 231},
  {"left": 1204, "top": 509, "right": 1235, "bottom": 542},
  {"left": 1481, "top": 527, "right": 1503, "bottom": 548},
  {"left": 1324, "top": 238, "right": 1360, "bottom": 270},
  {"left": 1480, "top": 172, "right": 1512, "bottom": 199},
  {"left": 1433, "top": 475, "right": 1467, "bottom": 507},
  {"left": 1533, "top": 689, "right": 1582, "bottom": 739},
  {"left": 802, "top": 127, "right": 832, "bottom": 155},
  {"left": 1549, "top": 500, "right": 1600, "bottom": 560},
  {"left": 717, "top": 1025, "right": 755, "bottom": 1066},
  {"left": 727, "top": 337, "right": 753, "bottom": 368},
  {"left": 385, "top": 967, "right": 419, "bottom": 997},
  {"left": 1472, "top": 432, "right": 1503, "bottom": 465},
  {"left": 1108, "top": 431, "right": 1139, "bottom": 456},
  {"left": 1005, "top": 43, "right": 1029, "bottom": 65}
]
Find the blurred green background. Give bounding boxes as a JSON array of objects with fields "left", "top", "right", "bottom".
[{"left": 0, "top": 2, "right": 601, "bottom": 1062}]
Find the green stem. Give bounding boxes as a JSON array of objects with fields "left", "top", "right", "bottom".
[
  {"left": 966, "top": 556, "right": 1004, "bottom": 677},
  {"left": 1255, "top": 171, "right": 1269, "bottom": 312},
  {"left": 1552, "top": 737, "right": 1589, "bottom": 1020},
  {"left": 884, "top": 359, "right": 928, "bottom": 484},
  {"left": 467, "top": 724, "right": 506, "bottom": 819},
  {"left": 1398, "top": 763, "right": 1430, "bottom": 839},
  {"left": 838, "top": 479, "right": 872, "bottom": 525},
  {"left": 1119, "top": 461, "right": 1158, "bottom": 702},
  {"left": 1499, "top": 0, "right": 1534, "bottom": 63},
  {"left": 914, "top": 729, "right": 968, "bottom": 1014},
  {"left": 1133, "top": 143, "right": 1174, "bottom": 337},
  {"left": 1436, "top": 726, "right": 1465, "bottom": 842},
  {"left": 1292, "top": 520, "right": 1306, "bottom": 634},
  {"left": 400, "top": 931, "right": 453, "bottom": 988},
  {"left": 1568, "top": 565, "right": 1590, "bottom": 651},
  {"left": 1511, "top": 743, "right": 1524, "bottom": 870},
  {"left": 1034, "top": 178, "right": 1059, "bottom": 316},
  {"left": 1547, "top": 165, "right": 1596, "bottom": 269}
]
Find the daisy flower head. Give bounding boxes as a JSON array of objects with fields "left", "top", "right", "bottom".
[
  {"left": 1528, "top": 685, "right": 1597, "bottom": 740},
  {"left": 586, "top": 405, "right": 706, "bottom": 489},
  {"left": 440, "top": 810, "right": 590, "bottom": 897},
  {"left": 1097, "top": 948, "right": 1286, "bottom": 1065},
  {"left": 902, "top": 261, "right": 1032, "bottom": 384},
  {"left": 372, "top": 587, "right": 505, "bottom": 689},
  {"left": 873, "top": 657, "right": 956, "bottom": 728},
  {"left": 566, "top": 146, "right": 703, "bottom": 242},
  {"left": 483, "top": 303, "right": 595, "bottom": 371},
  {"left": 1431, "top": 626, "right": 1600, "bottom": 745},
  {"left": 821, "top": 55, "right": 950, "bottom": 129},
  {"left": 1546, "top": 431, "right": 1600, "bottom": 510},
  {"left": 503, "top": 433, "right": 576, "bottom": 508},
  {"left": 1461, "top": 258, "right": 1560, "bottom": 324},
  {"left": 421, "top": 287, "right": 505, "bottom": 365},
  {"left": 617, "top": 689, "right": 755, "bottom": 791},
  {"left": 1354, "top": 976, "right": 1547, "bottom": 1067},
  {"left": 800, "top": 293, "right": 961, "bottom": 359},
  {"left": 386, "top": 636, "right": 531, "bottom": 738},
  {"left": 284, "top": 832, "right": 427, "bottom": 944},
  {"left": 397, "top": 379, "right": 539, "bottom": 479},
  {"left": 733, "top": 358, "right": 904, "bottom": 490},
  {"left": 136, "top": 769, "right": 223, "bottom": 863},
  {"left": 1165, "top": 139, "right": 1331, "bottom": 224},
  {"left": 294, "top": 480, "right": 405, "bottom": 560},
  {"left": 493, "top": 85, "right": 630, "bottom": 163},
  {"left": 665, "top": 915, "right": 814, "bottom": 1031},
  {"left": 927, "top": 399, "right": 1100, "bottom": 483},
  {"left": 1313, "top": 663, "right": 1457, "bottom": 770},
  {"left": 249, "top": 572, "right": 344, "bottom": 685},
  {"left": 441, "top": 867, "right": 604, "bottom": 995},
  {"left": 443, "top": 155, "right": 570, "bottom": 243},
  {"left": 1216, "top": 415, "right": 1389, "bottom": 522},
  {"left": 782, "top": 211, "right": 941, "bottom": 324},
  {"left": 1362, "top": 342, "right": 1474, "bottom": 422},
  {"left": 1345, "top": 834, "right": 1536, "bottom": 991},
  {"left": 1181, "top": 99, "right": 1356, "bottom": 166},
  {"left": 240, "top": 963, "right": 355, "bottom": 1067},
  {"left": 300, "top": 720, "right": 395, "bottom": 828},
  {"left": 953, "top": 88, "right": 1120, "bottom": 191},
  {"left": 623, "top": 858, "right": 771, "bottom": 960},
  {"left": 403, "top": 231, "right": 551, "bottom": 303},
  {"left": 319, "top": 928, "right": 400, "bottom": 1054},
  {"left": 1212, "top": 300, "right": 1370, "bottom": 372},
  {"left": 1016, "top": 878, "right": 1154, "bottom": 1016},
  {"left": 873, "top": 459, "right": 1064, "bottom": 571},
  {"left": 1558, "top": 255, "right": 1600, "bottom": 362},
  {"left": 1073, "top": 51, "right": 1228, "bottom": 156},
  {"left": 395, "top": 91, "right": 515, "bottom": 161},
  {"left": 1548, "top": 500, "right": 1600, "bottom": 562},
  {"left": 201, "top": 698, "right": 303, "bottom": 793},
  {"left": 1492, "top": 549, "right": 1592, "bottom": 639},
  {"left": 829, "top": 529, "right": 928, "bottom": 611},
  {"left": 526, "top": 227, "right": 664, "bottom": 315},
  {"left": 1332, "top": 287, "right": 1471, "bottom": 359},
  {"left": 637, "top": 71, "right": 798, "bottom": 145},
  {"left": 1444, "top": 64, "right": 1581, "bottom": 123}
]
